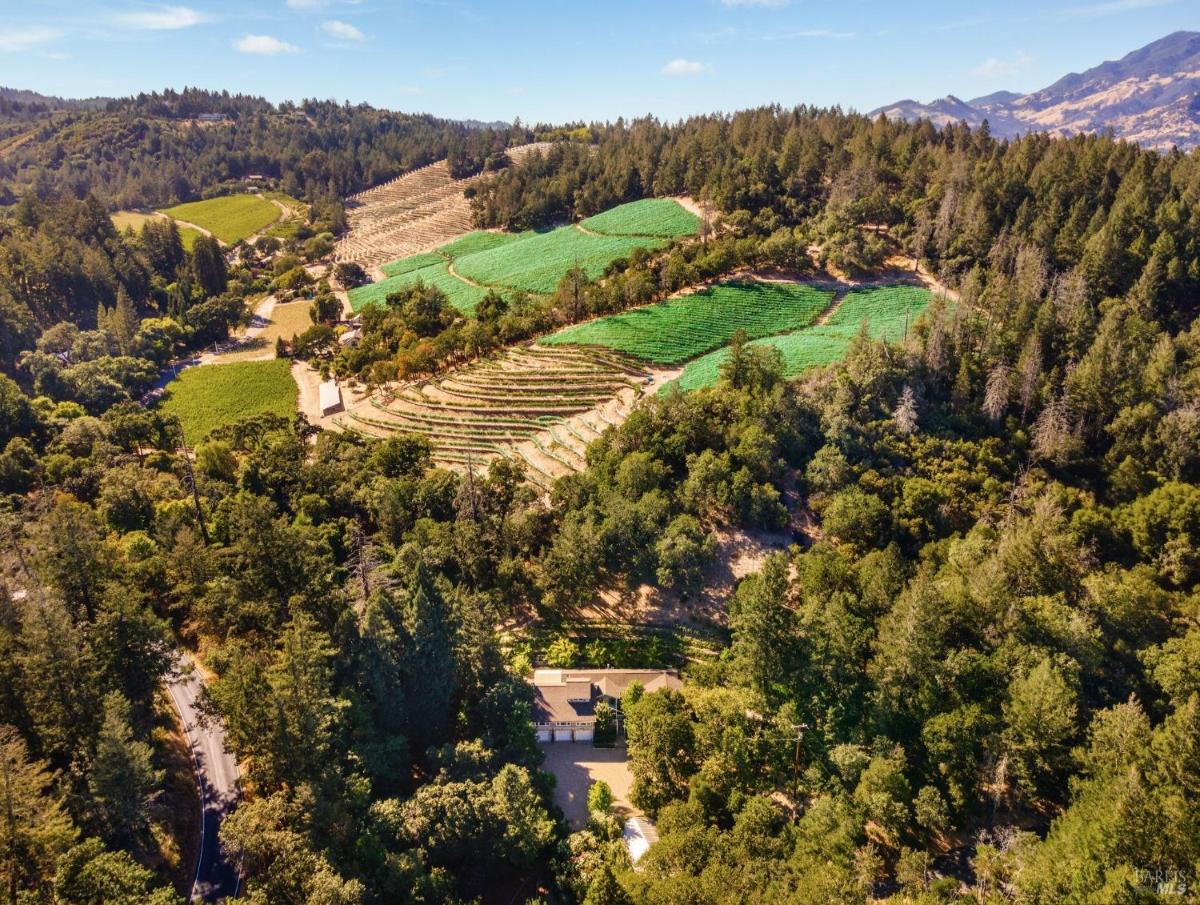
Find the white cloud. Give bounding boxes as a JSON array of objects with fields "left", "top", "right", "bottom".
[
  {"left": 764, "top": 28, "right": 855, "bottom": 40},
  {"left": 662, "top": 58, "right": 710, "bottom": 76},
  {"left": 0, "top": 27, "right": 61, "bottom": 52},
  {"left": 235, "top": 34, "right": 301, "bottom": 55},
  {"left": 288, "top": 0, "right": 364, "bottom": 8},
  {"left": 321, "top": 20, "right": 364, "bottom": 41},
  {"left": 112, "top": 5, "right": 207, "bottom": 30},
  {"left": 422, "top": 64, "right": 466, "bottom": 79},
  {"left": 1059, "top": 0, "right": 1176, "bottom": 18},
  {"left": 971, "top": 50, "right": 1032, "bottom": 78}
]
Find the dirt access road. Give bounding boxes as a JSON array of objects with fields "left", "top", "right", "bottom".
[{"left": 165, "top": 653, "right": 241, "bottom": 902}]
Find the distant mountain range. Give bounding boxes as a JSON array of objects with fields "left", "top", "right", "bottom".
[{"left": 870, "top": 31, "right": 1200, "bottom": 150}]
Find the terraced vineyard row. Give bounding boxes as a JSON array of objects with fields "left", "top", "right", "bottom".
[
  {"left": 334, "top": 144, "right": 549, "bottom": 273},
  {"left": 671, "top": 285, "right": 933, "bottom": 391},
  {"left": 334, "top": 345, "right": 655, "bottom": 488},
  {"left": 540, "top": 280, "right": 835, "bottom": 364}
]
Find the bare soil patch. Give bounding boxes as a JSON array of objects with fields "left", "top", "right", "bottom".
[{"left": 580, "top": 523, "right": 794, "bottom": 630}]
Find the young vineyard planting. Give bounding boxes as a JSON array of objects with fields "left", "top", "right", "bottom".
[
  {"left": 334, "top": 345, "right": 657, "bottom": 488},
  {"left": 451, "top": 226, "right": 668, "bottom": 294},
  {"left": 540, "top": 281, "right": 835, "bottom": 364},
  {"left": 672, "top": 284, "right": 933, "bottom": 390},
  {"left": 349, "top": 259, "right": 492, "bottom": 314},
  {"left": 434, "top": 230, "right": 524, "bottom": 259},
  {"left": 348, "top": 198, "right": 700, "bottom": 313},
  {"left": 579, "top": 198, "right": 700, "bottom": 238},
  {"left": 379, "top": 252, "right": 445, "bottom": 278}
]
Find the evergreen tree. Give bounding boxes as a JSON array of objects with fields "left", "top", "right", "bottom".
[
  {"left": 402, "top": 564, "right": 457, "bottom": 759},
  {"left": 87, "top": 693, "right": 162, "bottom": 844},
  {"left": 729, "top": 554, "right": 795, "bottom": 704},
  {"left": 107, "top": 289, "right": 138, "bottom": 356},
  {"left": 0, "top": 725, "right": 78, "bottom": 904},
  {"left": 262, "top": 614, "right": 346, "bottom": 789},
  {"left": 53, "top": 838, "right": 177, "bottom": 905},
  {"left": 190, "top": 235, "right": 227, "bottom": 298}
]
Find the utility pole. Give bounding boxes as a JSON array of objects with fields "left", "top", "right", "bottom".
[
  {"left": 180, "top": 447, "right": 211, "bottom": 546},
  {"left": 791, "top": 722, "right": 810, "bottom": 782}
]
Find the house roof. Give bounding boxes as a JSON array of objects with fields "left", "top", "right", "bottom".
[
  {"left": 530, "top": 668, "right": 681, "bottom": 725},
  {"left": 318, "top": 379, "right": 342, "bottom": 413}
]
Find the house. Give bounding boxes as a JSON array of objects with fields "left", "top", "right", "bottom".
[
  {"left": 197, "top": 112, "right": 229, "bottom": 123},
  {"left": 530, "top": 668, "right": 681, "bottom": 743},
  {"left": 318, "top": 379, "right": 344, "bottom": 417}
]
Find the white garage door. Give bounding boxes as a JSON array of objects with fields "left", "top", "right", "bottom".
[
  {"left": 536, "top": 729, "right": 552, "bottom": 743},
  {"left": 553, "top": 728, "right": 573, "bottom": 742},
  {"left": 573, "top": 729, "right": 594, "bottom": 742}
]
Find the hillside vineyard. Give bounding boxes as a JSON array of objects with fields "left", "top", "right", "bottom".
[{"left": 1, "top": 21, "right": 1200, "bottom": 905}]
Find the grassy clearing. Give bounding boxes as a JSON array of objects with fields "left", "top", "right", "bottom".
[
  {"left": 160, "top": 359, "right": 297, "bottom": 441},
  {"left": 541, "top": 281, "right": 834, "bottom": 364},
  {"left": 263, "top": 191, "right": 306, "bottom": 214},
  {"left": 112, "top": 210, "right": 159, "bottom": 232},
  {"left": 176, "top": 226, "right": 205, "bottom": 251},
  {"left": 580, "top": 198, "right": 700, "bottom": 238},
  {"left": 261, "top": 193, "right": 310, "bottom": 241},
  {"left": 672, "top": 285, "right": 933, "bottom": 391},
  {"left": 159, "top": 194, "right": 282, "bottom": 245},
  {"left": 349, "top": 260, "right": 492, "bottom": 314},
  {"left": 112, "top": 210, "right": 205, "bottom": 250},
  {"left": 212, "top": 300, "right": 314, "bottom": 364}
]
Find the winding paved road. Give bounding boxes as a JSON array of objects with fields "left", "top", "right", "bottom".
[{"left": 166, "top": 654, "right": 241, "bottom": 902}]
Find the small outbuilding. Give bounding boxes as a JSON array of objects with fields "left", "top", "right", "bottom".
[
  {"left": 623, "top": 817, "right": 660, "bottom": 864},
  {"left": 318, "top": 379, "right": 344, "bottom": 417}
]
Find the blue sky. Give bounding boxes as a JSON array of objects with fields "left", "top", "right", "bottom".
[{"left": 1, "top": 0, "right": 1196, "bottom": 123}]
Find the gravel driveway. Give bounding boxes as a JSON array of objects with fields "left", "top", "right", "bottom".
[{"left": 539, "top": 742, "right": 639, "bottom": 829}]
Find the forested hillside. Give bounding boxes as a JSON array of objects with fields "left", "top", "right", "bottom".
[
  {"left": 1, "top": 97, "right": 1199, "bottom": 905},
  {"left": 0, "top": 88, "right": 528, "bottom": 208}
]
